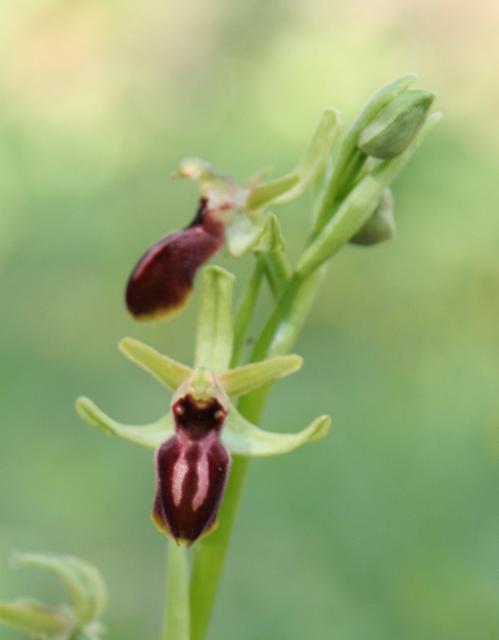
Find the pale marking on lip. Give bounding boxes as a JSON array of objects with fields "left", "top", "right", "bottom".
[
  {"left": 192, "top": 450, "right": 209, "bottom": 512},
  {"left": 171, "top": 452, "right": 188, "bottom": 507}
]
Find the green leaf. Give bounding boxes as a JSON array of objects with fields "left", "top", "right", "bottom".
[
  {"left": 222, "top": 405, "right": 331, "bottom": 456},
  {"left": 219, "top": 355, "right": 302, "bottom": 397},
  {"left": 195, "top": 266, "right": 234, "bottom": 371},
  {"left": 76, "top": 397, "right": 172, "bottom": 449},
  {"left": 13, "top": 553, "right": 107, "bottom": 628},
  {"left": 0, "top": 599, "right": 70, "bottom": 638},
  {"left": 119, "top": 338, "right": 193, "bottom": 390}
]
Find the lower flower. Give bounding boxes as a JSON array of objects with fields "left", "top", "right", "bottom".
[{"left": 152, "top": 392, "right": 231, "bottom": 545}]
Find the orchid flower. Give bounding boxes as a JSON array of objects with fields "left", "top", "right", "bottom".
[
  {"left": 79, "top": 267, "right": 331, "bottom": 544},
  {"left": 125, "top": 109, "right": 341, "bottom": 320}
]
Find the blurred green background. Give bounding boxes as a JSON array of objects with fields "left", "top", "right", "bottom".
[{"left": 1, "top": 1, "right": 498, "bottom": 638}]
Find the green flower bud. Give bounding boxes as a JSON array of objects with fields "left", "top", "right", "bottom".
[
  {"left": 358, "top": 89, "right": 434, "bottom": 159},
  {"left": 350, "top": 189, "right": 396, "bottom": 246}
]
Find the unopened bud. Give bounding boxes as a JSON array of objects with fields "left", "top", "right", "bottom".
[
  {"left": 358, "top": 90, "right": 434, "bottom": 159},
  {"left": 350, "top": 189, "right": 395, "bottom": 246}
]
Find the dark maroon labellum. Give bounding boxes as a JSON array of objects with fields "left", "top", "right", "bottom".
[
  {"left": 152, "top": 394, "right": 231, "bottom": 544},
  {"left": 126, "top": 199, "right": 225, "bottom": 320}
]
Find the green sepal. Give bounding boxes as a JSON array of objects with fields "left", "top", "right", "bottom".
[
  {"left": 271, "top": 108, "right": 341, "bottom": 206},
  {"left": 13, "top": 553, "right": 107, "bottom": 629},
  {"left": 246, "top": 108, "right": 341, "bottom": 211},
  {"left": 358, "top": 89, "right": 435, "bottom": 159},
  {"left": 0, "top": 599, "right": 71, "bottom": 638},
  {"left": 119, "top": 338, "right": 192, "bottom": 391},
  {"left": 350, "top": 188, "right": 396, "bottom": 246},
  {"left": 195, "top": 266, "right": 234, "bottom": 371},
  {"left": 76, "top": 397, "right": 172, "bottom": 449},
  {"left": 76, "top": 389, "right": 330, "bottom": 459},
  {"left": 219, "top": 355, "right": 302, "bottom": 397},
  {"left": 222, "top": 404, "right": 331, "bottom": 456}
]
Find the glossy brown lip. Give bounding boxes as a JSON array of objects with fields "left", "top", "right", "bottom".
[
  {"left": 125, "top": 198, "right": 225, "bottom": 320},
  {"left": 152, "top": 395, "right": 231, "bottom": 544}
]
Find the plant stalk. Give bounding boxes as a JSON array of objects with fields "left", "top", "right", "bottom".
[{"left": 163, "top": 542, "right": 190, "bottom": 640}]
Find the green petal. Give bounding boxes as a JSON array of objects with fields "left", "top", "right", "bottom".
[
  {"left": 246, "top": 172, "right": 300, "bottom": 210},
  {"left": 195, "top": 266, "right": 234, "bottom": 372},
  {"left": 119, "top": 337, "right": 192, "bottom": 390},
  {"left": 219, "top": 355, "right": 303, "bottom": 397},
  {"left": 13, "top": 552, "right": 107, "bottom": 628},
  {"left": 76, "top": 397, "right": 172, "bottom": 449},
  {"left": 222, "top": 404, "right": 331, "bottom": 456}
]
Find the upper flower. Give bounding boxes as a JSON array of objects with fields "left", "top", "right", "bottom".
[{"left": 125, "top": 108, "right": 341, "bottom": 320}]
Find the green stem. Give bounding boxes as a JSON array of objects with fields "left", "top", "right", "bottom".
[
  {"left": 164, "top": 542, "right": 190, "bottom": 640},
  {"left": 189, "top": 456, "right": 249, "bottom": 640},
  {"left": 262, "top": 252, "right": 292, "bottom": 298},
  {"left": 188, "top": 266, "right": 325, "bottom": 640},
  {"left": 231, "top": 258, "right": 265, "bottom": 367}
]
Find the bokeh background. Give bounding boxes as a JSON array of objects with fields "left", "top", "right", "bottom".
[{"left": 1, "top": 1, "right": 498, "bottom": 638}]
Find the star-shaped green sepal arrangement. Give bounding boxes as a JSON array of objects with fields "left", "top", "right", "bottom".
[{"left": 77, "top": 266, "right": 331, "bottom": 545}]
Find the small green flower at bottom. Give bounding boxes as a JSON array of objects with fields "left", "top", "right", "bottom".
[{"left": 76, "top": 337, "right": 330, "bottom": 545}]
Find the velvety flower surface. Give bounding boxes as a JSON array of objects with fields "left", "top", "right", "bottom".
[
  {"left": 126, "top": 199, "right": 226, "bottom": 319},
  {"left": 153, "top": 388, "right": 231, "bottom": 544}
]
